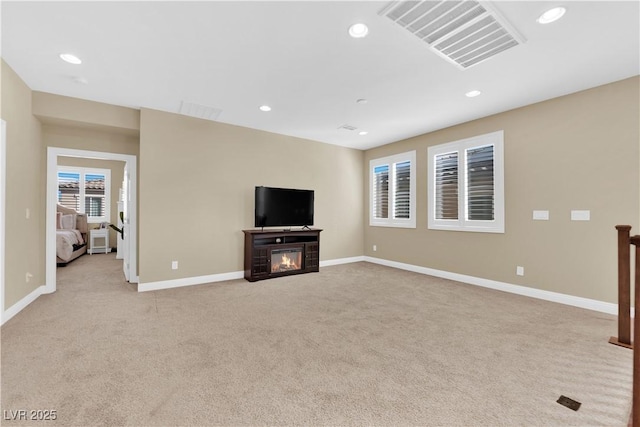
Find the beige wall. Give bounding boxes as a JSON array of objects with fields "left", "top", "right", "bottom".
[
  {"left": 1, "top": 60, "right": 44, "bottom": 309},
  {"left": 33, "top": 91, "right": 140, "bottom": 135},
  {"left": 57, "top": 157, "right": 125, "bottom": 248},
  {"left": 34, "top": 94, "right": 140, "bottom": 230},
  {"left": 364, "top": 76, "right": 640, "bottom": 304},
  {"left": 139, "top": 108, "right": 364, "bottom": 283},
  {"left": 41, "top": 124, "right": 139, "bottom": 156}
]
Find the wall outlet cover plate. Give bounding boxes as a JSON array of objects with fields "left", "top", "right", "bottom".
[{"left": 571, "top": 210, "right": 590, "bottom": 221}]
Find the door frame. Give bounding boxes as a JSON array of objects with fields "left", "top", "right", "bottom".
[
  {"left": 46, "top": 147, "right": 138, "bottom": 293},
  {"left": 1, "top": 120, "right": 6, "bottom": 320}
]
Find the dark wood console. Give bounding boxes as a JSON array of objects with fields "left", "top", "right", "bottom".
[{"left": 243, "top": 229, "right": 322, "bottom": 282}]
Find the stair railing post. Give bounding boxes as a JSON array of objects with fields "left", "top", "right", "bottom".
[
  {"left": 629, "top": 236, "right": 639, "bottom": 427},
  {"left": 610, "top": 225, "right": 632, "bottom": 348}
]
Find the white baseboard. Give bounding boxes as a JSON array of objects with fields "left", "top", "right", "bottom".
[
  {"left": 138, "top": 256, "right": 367, "bottom": 292},
  {"left": 2, "top": 285, "right": 45, "bottom": 325},
  {"left": 363, "top": 256, "right": 621, "bottom": 316},
  {"left": 320, "top": 256, "right": 365, "bottom": 267},
  {"left": 138, "top": 271, "right": 245, "bottom": 292}
]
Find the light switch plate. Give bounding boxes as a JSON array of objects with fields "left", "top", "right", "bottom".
[
  {"left": 533, "top": 210, "right": 549, "bottom": 220},
  {"left": 571, "top": 210, "right": 590, "bottom": 221}
]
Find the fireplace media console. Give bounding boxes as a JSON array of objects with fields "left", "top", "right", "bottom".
[{"left": 243, "top": 229, "right": 321, "bottom": 282}]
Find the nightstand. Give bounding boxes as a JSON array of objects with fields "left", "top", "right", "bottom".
[{"left": 89, "top": 228, "right": 109, "bottom": 255}]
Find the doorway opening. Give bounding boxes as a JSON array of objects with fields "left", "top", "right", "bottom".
[{"left": 46, "top": 147, "right": 137, "bottom": 294}]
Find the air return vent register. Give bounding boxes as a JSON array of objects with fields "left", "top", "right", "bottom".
[{"left": 379, "top": 0, "right": 525, "bottom": 69}]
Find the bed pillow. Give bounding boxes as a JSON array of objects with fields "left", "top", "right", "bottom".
[
  {"left": 56, "top": 212, "right": 63, "bottom": 230},
  {"left": 61, "top": 214, "right": 76, "bottom": 230}
]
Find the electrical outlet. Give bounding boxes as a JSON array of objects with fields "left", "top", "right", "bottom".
[
  {"left": 171, "top": 261, "right": 178, "bottom": 270},
  {"left": 516, "top": 266, "right": 524, "bottom": 276},
  {"left": 25, "top": 208, "right": 30, "bottom": 219},
  {"left": 25, "top": 272, "right": 33, "bottom": 283},
  {"left": 373, "top": 245, "right": 377, "bottom": 252}
]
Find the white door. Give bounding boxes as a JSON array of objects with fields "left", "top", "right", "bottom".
[{"left": 122, "top": 164, "right": 131, "bottom": 281}]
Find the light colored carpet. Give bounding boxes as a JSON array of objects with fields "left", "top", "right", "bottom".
[{"left": 1, "top": 253, "right": 633, "bottom": 426}]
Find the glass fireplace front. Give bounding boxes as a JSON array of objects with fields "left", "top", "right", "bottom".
[{"left": 271, "top": 248, "right": 303, "bottom": 273}]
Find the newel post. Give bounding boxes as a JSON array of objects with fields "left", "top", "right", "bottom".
[
  {"left": 610, "top": 225, "right": 632, "bottom": 348},
  {"left": 629, "top": 236, "right": 640, "bottom": 427}
]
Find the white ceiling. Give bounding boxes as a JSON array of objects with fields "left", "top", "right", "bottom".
[{"left": 2, "top": 1, "right": 639, "bottom": 150}]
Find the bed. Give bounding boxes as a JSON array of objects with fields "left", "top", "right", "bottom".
[{"left": 56, "top": 204, "right": 88, "bottom": 265}]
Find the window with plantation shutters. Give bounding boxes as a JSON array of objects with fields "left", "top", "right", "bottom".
[
  {"left": 370, "top": 151, "right": 416, "bottom": 228},
  {"left": 57, "top": 167, "right": 111, "bottom": 223},
  {"left": 428, "top": 131, "right": 504, "bottom": 233}
]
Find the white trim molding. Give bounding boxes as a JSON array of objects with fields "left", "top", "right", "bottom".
[
  {"left": 364, "top": 256, "right": 620, "bottom": 315},
  {"left": 2, "top": 285, "right": 45, "bottom": 325},
  {"left": 138, "top": 271, "right": 244, "bottom": 292},
  {"left": 1, "top": 120, "right": 6, "bottom": 322},
  {"left": 320, "top": 256, "right": 365, "bottom": 267},
  {"left": 138, "top": 256, "right": 366, "bottom": 292},
  {"left": 369, "top": 150, "right": 417, "bottom": 228},
  {"left": 428, "top": 130, "right": 505, "bottom": 233}
]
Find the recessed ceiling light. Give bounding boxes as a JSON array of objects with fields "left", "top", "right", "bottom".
[
  {"left": 59, "top": 53, "right": 82, "bottom": 65},
  {"left": 259, "top": 105, "right": 271, "bottom": 112},
  {"left": 465, "top": 90, "right": 482, "bottom": 98},
  {"left": 348, "top": 23, "right": 368, "bottom": 38},
  {"left": 537, "top": 7, "right": 566, "bottom": 24},
  {"left": 358, "top": 131, "right": 368, "bottom": 136}
]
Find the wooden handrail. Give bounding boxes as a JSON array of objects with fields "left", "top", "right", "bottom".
[
  {"left": 629, "top": 235, "right": 639, "bottom": 427},
  {"left": 611, "top": 225, "right": 633, "bottom": 348}
]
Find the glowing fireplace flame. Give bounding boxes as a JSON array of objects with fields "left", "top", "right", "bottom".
[
  {"left": 272, "top": 251, "right": 301, "bottom": 272},
  {"left": 281, "top": 254, "right": 293, "bottom": 268}
]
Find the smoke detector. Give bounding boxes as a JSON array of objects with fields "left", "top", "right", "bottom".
[{"left": 379, "top": 0, "right": 525, "bottom": 69}]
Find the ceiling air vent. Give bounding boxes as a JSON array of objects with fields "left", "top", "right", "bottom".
[
  {"left": 179, "top": 101, "right": 222, "bottom": 121},
  {"left": 338, "top": 124, "right": 358, "bottom": 131},
  {"left": 379, "top": 0, "right": 525, "bottom": 69}
]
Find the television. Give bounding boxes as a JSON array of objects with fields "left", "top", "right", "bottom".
[{"left": 255, "top": 186, "right": 314, "bottom": 228}]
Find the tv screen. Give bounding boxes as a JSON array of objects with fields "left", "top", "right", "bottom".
[{"left": 255, "top": 186, "right": 314, "bottom": 228}]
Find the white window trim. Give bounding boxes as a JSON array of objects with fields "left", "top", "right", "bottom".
[
  {"left": 57, "top": 166, "right": 111, "bottom": 224},
  {"left": 428, "top": 130, "right": 504, "bottom": 233},
  {"left": 369, "top": 150, "right": 416, "bottom": 228}
]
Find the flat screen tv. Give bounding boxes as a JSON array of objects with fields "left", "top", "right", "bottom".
[{"left": 255, "top": 186, "right": 314, "bottom": 228}]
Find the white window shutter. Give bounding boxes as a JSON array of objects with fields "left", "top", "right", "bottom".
[
  {"left": 394, "top": 161, "right": 411, "bottom": 219},
  {"left": 434, "top": 152, "right": 459, "bottom": 220},
  {"left": 466, "top": 145, "right": 494, "bottom": 221}
]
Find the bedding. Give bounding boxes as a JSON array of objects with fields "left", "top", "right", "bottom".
[
  {"left": 56, "top": 205, "right": 88, "bottom": 265},
  {"left": 56, "top": 229, "right": 85, "bottom": 262}
]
